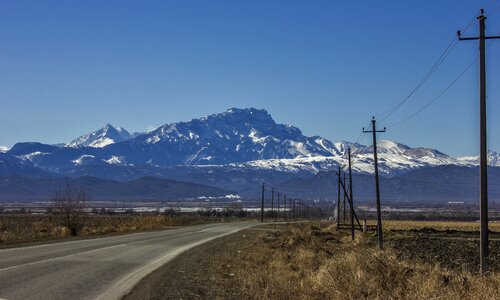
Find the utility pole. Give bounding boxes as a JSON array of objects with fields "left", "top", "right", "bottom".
[
  {"left": 343, "top": 173, "right": 347, "bottom": 222},
  {"left": 271, "top": 187, "right": 275, "bottom": 215},
  {"left": 260, "top": 183, "right": 265, "bottom": 223},
  {"left": 337, "top": 167, "right": 341, "bottom": 227},
  {"left": 458, "top": 8, "right": 500, "bottom": 274},
  {"left": 363, "top": 117, "right": 386, "bottom": 249},
  {"left": 289, "top": 197, "right": 292, "bottom": 219},
  {"left": 297, "top": 201, "right": 302, "bottom": 219},
  {"left": 293, "top": 199, "right": 296, "bottom": 219},
  {"left": 284, "top": 194, "right": 287, "bottom": 220},
  {"left": 277, "top": 192, "right": 280, "bottom": 220},
  {"left": 348, "top": 148, "right": 355, "bottom": 241}
]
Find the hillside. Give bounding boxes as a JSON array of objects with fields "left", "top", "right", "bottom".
[{"left": 0, "top": 175, "right": 237, "bottom": 201}]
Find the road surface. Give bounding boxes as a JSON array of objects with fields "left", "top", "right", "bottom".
[{"left": 0, "top": 222, "right": 255, "bottom": 300}]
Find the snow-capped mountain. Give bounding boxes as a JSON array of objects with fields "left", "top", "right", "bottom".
[
  {"left": 102, "top": 108, "right": 337, "bottom": 166},
  {"left": 229, "top": 139, "right": 462, "bottom": 176},
  {"left": 0, "top": 146, "right": 9, "bottom": 153},
  {"left": 333, "top": 141, "right": 365, "bottom": 155},
  {"left": 3, "top": 107, "right": 499, "bottom": 181},
  {"left": 457, "top": 150, "right": 500, "bottom": 167},
  {"left": 67, "top": 124, "right": 133, "bottom": 148}
]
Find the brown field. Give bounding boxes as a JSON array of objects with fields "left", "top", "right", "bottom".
[
  {"left": 126, "top": 220, "right": 500, "bottom": 300},
  {"left": 382, "top": 219, "right": 500, "bottom": 231},
  {"left": 0, "top": 214, "right": 237, "bottom": 247}
]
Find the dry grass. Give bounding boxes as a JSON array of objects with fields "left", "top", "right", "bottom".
[
  {"left": 0, "top": 214, "right": 215, "bottom": 246},
  {"left": 229, "top": 222, "right": 500, "bottom": 300},
  {"left": 382, "top": 220, "right": 500, "bottom": 232}
]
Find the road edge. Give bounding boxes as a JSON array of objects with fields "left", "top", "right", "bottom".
[{"left": 97, "top": 223, "right": 255, "bottom": 300}]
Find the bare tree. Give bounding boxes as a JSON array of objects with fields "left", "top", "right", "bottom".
[{"left": 50, "top": 184, "right": 87, "bottom": 236}]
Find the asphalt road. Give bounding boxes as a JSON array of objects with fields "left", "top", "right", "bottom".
[{"left": 0, "top": 222, "right": 255, "bottom": 300}]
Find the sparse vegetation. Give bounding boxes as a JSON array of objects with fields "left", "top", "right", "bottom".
[
  {"left": 50, "top": 185, "right": 88, "bottom": 236},
  {"left": 127, "top": 221, "right": 500, "bottom": 299},
  {"left": 0, "top": 212, "right": 242, "bottom": 247}
]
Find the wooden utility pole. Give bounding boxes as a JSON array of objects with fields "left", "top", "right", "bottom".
[
  {"left": 348, "top": 148, "right": 355, "bottom": 240},
  {"left": 297, "top": 201, "right": 301, "bottom": 219},
  {"left": 277, "top": 192, "right": 280, "bottom": 219},
  {"left": 271, "top": 187, "right": 275, "bottom": 214},
  {"left": 336, "top": 167, "right": 341, "bottom": 227},
  {"left": 260, "top": 183, "right": 265, "bottom": 223},
  {"left": 293, "top": 199, "right": 296, "bottom": 219},
  {"left": 284, "top": 194, "right": 287, "bottom": 219},
  {"left": 363, "top": 117, "right": 386, "bottom": 249},
  {"left": 458, "top": 8, "right": 500, "bottom": 274},
  {"left": 339, "top": 174, "right": 363, "bottom": 230},
  {"left": 343, "top": 173, "right": 347, "bottom": 222}
]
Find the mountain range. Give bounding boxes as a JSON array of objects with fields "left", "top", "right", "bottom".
[{"left": 1, "top": 107, "right": 498, "bottom": 203}]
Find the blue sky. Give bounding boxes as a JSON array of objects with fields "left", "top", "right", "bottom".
[{"left": 0, "top": 0, "right": 499, "bottom": 156}]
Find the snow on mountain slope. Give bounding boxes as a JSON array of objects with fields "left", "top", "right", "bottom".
[
  {"left": 0, "top": 146, "right": 9, "bottom": 153},
  {"left": 333, "top": 141, "right": 365, "bottom": 155},
  {"left": 4, "top": 108, "right": 497, "bottom": 178},
  {"left": 229, "top": 147, "right": 464, "bottom": 176},
  {"left": 67, "top": 124, "right": 132, "bottom": 148},
  {"left": 227, "top": 138, "right": 467, "bottom": 176},
  {"left": 121, "top": 108, "right": 335, "bottom": 165},
  {"left": 457, "top": 150, "right": 500, "bottom": 167},
  {"left": 230, "top": 155, "right": 344, "bottom": 174}
]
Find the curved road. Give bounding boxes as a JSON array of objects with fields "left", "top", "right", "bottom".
[{"left": 0, "top": 222, "right": 255, "bottom": 300}]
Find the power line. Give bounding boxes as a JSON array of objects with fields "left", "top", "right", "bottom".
[
  {"left": 484, "top": 0, "right": 499, "bottom": 13},
  {"left": 487, "top": 4, "right": 500, "bottom": 16},
  {"left": 387, "top": 58, "right": 478, "bottom": 128},
  {"left": 354, "top": 131, "right": 363, "bottom": 144},
  {"left": 376, "top": 10, "right": 481, "bottom": 124},
  {"left": 387, "top": 37, "right": 498, "bottom": 128},
  {"left": 377, "top": 36, "right": 458, "bottom": 123}
]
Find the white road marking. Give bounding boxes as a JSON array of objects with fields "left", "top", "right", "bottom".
[
  {"left": 96, "top": 225, "right": 252, "bottom": 300},
  {"left": 0, "top": 243, "right": 128, "bottom": 273}
]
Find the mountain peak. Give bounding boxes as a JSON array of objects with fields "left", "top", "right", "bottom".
[
  {"left": 205, "top": 107, "right": 274, "bottom": 124},
  {"left": 67, "top": 124, "right": 132, "bottom": 148},
  {"left": 127, "top": 107, "right": 333, "bottom": 164},
  {"left": 377, "top": 140, "right": 407, "bottom": 149},
  {"left": 103, "top": 123, "right": 126, "bottom": 133},
  {"left": 225, "top": 107, "right": 270, "bottom": 116}
]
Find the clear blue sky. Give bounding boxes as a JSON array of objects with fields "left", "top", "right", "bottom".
[{"left": 0, "top": 0, "right": 499, "bottom": 156}]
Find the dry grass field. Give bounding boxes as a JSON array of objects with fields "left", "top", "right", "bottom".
[
  {"left": 382, "top": 219, "right": 500, "bottom": 231},
  {"left": 126, "top": 220, "right": 500, "bottom": 300},
  {"left": 0, "top": 214, "right": 223, "bottom": 246}
]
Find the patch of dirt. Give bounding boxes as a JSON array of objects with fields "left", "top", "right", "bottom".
[{"left": 386, "top": 229, "right": 500, "bottom": 272}]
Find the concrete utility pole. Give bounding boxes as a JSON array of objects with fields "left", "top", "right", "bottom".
[
  {"left": 336, "top": 167, "right": 341, "bottom": 227},
  {"left": 260, "top": 183, "right": 265, "bottom": 223},
  {"left": 458, "top": 8, "right": 500, "bottom": 274},
  {"left": 363, "top": 117, "right": 386, "bottom": 249},
  {"left": 348, "top": 148, "right": 355, "bottom": 241}
]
